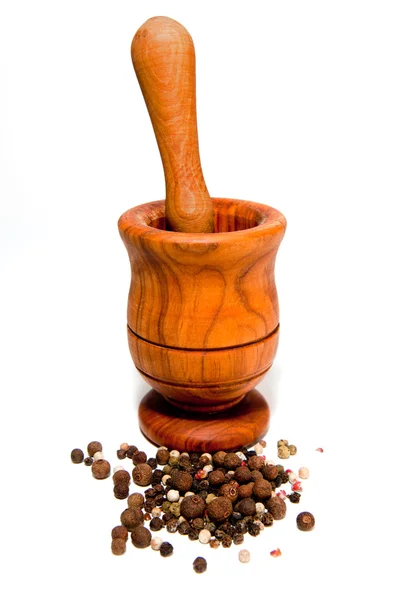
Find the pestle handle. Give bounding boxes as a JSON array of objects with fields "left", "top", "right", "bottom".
[{"left": 131, "top": 16, "right": 214, "bottom": 233}]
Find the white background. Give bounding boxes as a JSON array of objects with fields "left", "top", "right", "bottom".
[{"left": 1, "top": 1, "right": 397, "bottom": 597}]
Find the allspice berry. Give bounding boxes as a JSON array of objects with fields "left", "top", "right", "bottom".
[
  {"left": 113, "top": 470, "right": 131, "bottom": 485},
  {"left": 114, "top": 483, "right": 130, "bottom": 499},
  {"left": 120, "top": 507, "right": 144, "bottom": 531},
  {"left": 87, "top": 441, "right": 102, "bottom": 457},
  {"left": 149, "top": 517, "right": 163, "bottom": 532},
  {"left": 131, "top": 526, "right": 152, "bottom": 548},
  {"left": 213, "top": 451, "right": 227, "bottom": 468},
  {"left": 193, "top": 557, "right": 207, "bottom": 573},
  {"left": 237, "top": 482, "right": 254, "bottom": 499},
  {"left": 180, "top": 495, "right": 206, "bottom": 519},
  {"left": 91, "top": 459, "right": 111, "bottom": 480},
  {"left": 247, "top": 456, "right": 264, "bottom": 471},
  {"left": 170, "top": 470, "right": 193, "bottom": 493},
  {"left": 127, "top": 492, "right": 144, "bottom": 509},
  {"left": 262, "top": 464, "right": 279, "bottom": 481},
  {"left": 219, "top": 482, "right": 239, "bottom": 503},
  {"left": 253, "top": 479, "right": 272, "bottom": 501},
  {"left": 132, "top": 463, "right": 153, "bottom": 486},
  {"left": 297, "top": 511, "right": 315, "bottom": 531},
  {"left": 234, "top": 466, "right": 252, "bottom": 484},
  {"left": 235, "top": 498, "right": 256, "bottom": 516},
  {"left": 224, "top": 453, "right": 241, "bottom": 470},
  {"left": 71, "top": 448, "right": 84, "bottom": 464},
  {"left": 111, "top": 525, "right": 128, "bottom": 541},
  {"left": 207, "top": 497, "right": 233, "bottom": 522},
  {"left": 208, "top": 469, "right": 226, "bottom": 487},
  {"left": 132, "top": 450, "right": 147, "bottom": 465},
  {"left": 250, "top": 470, "right": 263, "bottom": 482},
  {"left": 156, "top": 447, "right": 170, "bottom": 465},
  {"left": 111, "top": 538, "right": 126, "bottom": 555},
  {"left": 266, "top": 496, "right": 287, "bottom": 520}
]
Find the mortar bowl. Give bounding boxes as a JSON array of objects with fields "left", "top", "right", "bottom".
[{"left": 119, "top": 198, "right": 286, "bottom": 416}]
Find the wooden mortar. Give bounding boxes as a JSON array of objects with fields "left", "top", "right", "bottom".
[{"left": 118, "top": 17, "right": 286, "bottom": 451}]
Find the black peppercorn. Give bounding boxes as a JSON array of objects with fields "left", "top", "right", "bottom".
[
  {"left": 177, "top": 521, "right": 191, "bottom": 535},
  {"left": 162, "top": 512, "right": 174, "bottom": 523},
  {"left": 260, "top": 512, "right": 274, "bottom": 527},
  {"left": 235, "top": 498, "right": 256, "bottom": 516},
  {"left": 253, "top": 479, "right": 272, "bottom": 501},
  {"left": 114, "top": 483, "right": 130, "bottom": 499},
  {"left": 170, "top": 470, "right": 193, "bottom": 493},
  {"left": 188, "top": 528, "right": 199, "bottom": 541},
  {"left": 71, "top": 448, "right": 84, "bottom": 464},
  {"left": 144, "top": 499, "right": 156, "bottom": 512},
  {"left": 288, "top": 492, "right": 301, "bottom": 503},
  {"left": 230, "top": 511, "right": 243, "bottom": 525},
  {"left": 120, "top": 507, "right": 144, "bottom": 531},
  {"left": 274, "top": 475, "right": 282, "bottom": 487},
  {"left": 132, "top": 450, "right": 147, "bottom": 465},
  {"left": 180, "top": 495, "right": 206, "bottom": 519},
  {"left": 224, "top": 453, "right": 241, "bottom": 470},
  {"left": 145, "top": 488, "right": 157, "bottom": 498},
  {"left": 248, "top": 522, "right": 261, "bottom": 537},
  {"left": 296, "top": 511, "right": 315, "bottom": 531},
  {"left": 126, "top": 445, "right": 138, "bottom": 459},
  {"left": 193, "top": 556, "right": 207, "bottom": 573},
  {"left": 159, "top": 541, "right": 173, "bottom": 557},
  {"left": 280, "top": 471, "right": 289, "bottom": 484},
  {"left": 207, "top": 497, "right": 233, "bottom": 522},
  {"left": 197, "top": 490, "right": 208, "bottom": 500},
  {"left": 87, "top": 441, "right": 102, "bottom": 457},
  {"left": 156, "top": 448, "right": 170, "bottom": 465},
  {"left": 155, "top": 494, "right": 164, "bottom": 507},
  {"left": 131, "top": 525, "right": 152, "bottom": 548},
  {"left": 266, "top": 496, "right": 286, "bottom": 520},
  {"left": 214, "top": 529, "right": 225, "bottom": 540},
  {"left": 166, "top": 518, "right": 179, "bottom": 533},
  {"left": 233, "top": 532, "right": 244, "bottom": 545},
  {"left": 192, "top": 517, "right": 204, "bottom": 530},
  {"left": 222, "top": 535, "right": 232, "bottom": 548},
  {"left": 84, "top": 456, "right": 93, "bottom": 466},
  {"left": 190, "top": 452, "right": 200, "bottom": 463},
  {"left": 117, "top": 449, "right": 127, "bottom": 460},
  {"left": 149, "top": 517, "right": 163, "bottom": 531},
  {"left": 235, "top": 521, "right": 248, "bottom": 534},
  {"left": 205, "top": 522, "right": 217, "bottom": 534},
  {"left": 152, "top": 469, "right": 163, "bottom": 483},
  {"left": 147, "top": 457, "right": 157, "bottom": 469},
  {"left": 133, "top": 463, "right": 153, "bottom": 486}
]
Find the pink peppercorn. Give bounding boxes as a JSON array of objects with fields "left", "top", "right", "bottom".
[{"left": 270, "top": 548, "right": 282, "bottom": 557}]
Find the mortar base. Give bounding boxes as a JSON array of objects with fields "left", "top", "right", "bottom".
[{"left": 138, "top": 388, "right": 270, "bottom": 452}]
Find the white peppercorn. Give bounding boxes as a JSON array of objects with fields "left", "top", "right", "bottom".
[
  {"left": 255, "top": 502, "right": 265, "bottom": 515},
  {"left": 239, "top": 549, "right": 251, "bottom": 563},
  {"left": 151, "top": 507, "right": 162, "bottom": 518},
  {"left": 113, "top": 465, "right": 125, "bottom": 474},
  {"left": 253, "top": 443, "right": 263, "bottom": 455},
  {"left": 298, "top": 467, "right": 310, "bottom": 479},
  {"left": 93, "top": 451, "right": 104, "bottom": 461},
  {"left": 288, "top": 471, "right": 298, "bottom": 483},
  {"left": 235, "top": 451, "right": 246, "bottom": 461},
  {"left": 150, "top": 536, "right": 163, "bottom": 551},
  {"left": 162, "top": 474, "right": 171, "bottom": 486},
  {"left": 198, "top": 529, "right": 211, "bottom": 544},
  {"left": 203, "top": 464, "right": 213, "bottom": 474},
  {"left": 167, "top": 490, "right": 180, "bottom": 502},
  {"left": 169, "top": 450, "right": 180, "bottom": 459}
]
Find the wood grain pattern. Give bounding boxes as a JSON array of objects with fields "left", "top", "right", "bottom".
[
  {"left": 128, "top": 325, "right": 278, "bottom": 413},
  {"left": 139, "top": 388, "right": 270, "bottom": 452},
  {"left": 131, "top": 16, "right": 214, "bottom": 233},
  {"left": 119, "top": 197, "right": 286, "bottom": 414}
]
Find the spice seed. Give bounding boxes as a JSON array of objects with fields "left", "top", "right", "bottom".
[
  {"left": 296, "top": 511, "right": 315, "bottom": 531},
  {"left": 159, "top": 541, "right": 173, "bottom": 557},
  {"left": 238, "top": 549, "right": 250, "bottom": 563},
  {"left": 193, "top": 556, "right": 207, "bottom": 573},
  {"left": 70, "top": 449, "right": 84, "bottom": 464}
]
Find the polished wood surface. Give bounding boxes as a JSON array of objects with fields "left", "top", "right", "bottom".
[
  {"left": 119, "top": 197, "right": 286, "bottom": 414},
  {"left": 139, "top": 388, "right": 270, "bottom": 452},
  {"left": 131, "top": 16, "right": 214, "bottom": 233}
]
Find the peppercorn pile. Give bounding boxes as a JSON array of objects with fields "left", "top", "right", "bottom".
[{"left": 71, "top": 438, "right": 316, "bottom": 565}]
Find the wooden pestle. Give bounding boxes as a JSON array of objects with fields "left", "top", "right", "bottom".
[{"left": 131, "top": 16, "right": 214, "bottom": 233}]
